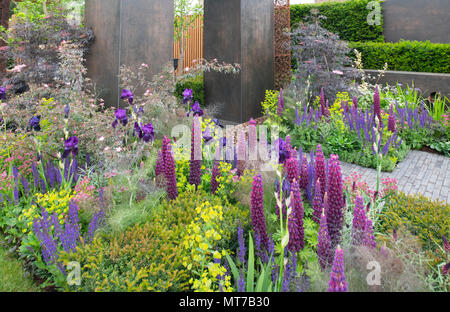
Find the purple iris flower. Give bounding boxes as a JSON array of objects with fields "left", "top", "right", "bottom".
[
  {"left": 120, "top": 89, "right": 134, "bottom": 104},
  {"left": 212, "top": 118, "right": 224, "bottom": 128},
  {"left": 133, "top": 122, "right": 143, "bottom": 138},
  {"left": 221, "top": 137, "right": 227, "bottom": 147},
  {"left": 188, "top": 101, "right": 204, "bottom": 117},
  {"left": 62, "top": 136, "right": 79, "bottom": 159},
  {"left": 141, "top": 123, "right": 155, "bottom": 143},
  {"left": 112, "top": 108, "right": 128, "bottom": 128},
  {"left": 203, "top": 126, "right": 213, "bottom": 143},
  {"left": 29, "top": 115, "right": 41, "bottom": 132},
  {"left": 0, "top": 86, "right": 6, "bottom": 100},
  {"left": 183, "top": 88, "right": 193, "bottom": 105},
  {"left": 275, "top": 138, "right": 289, "bottom": 164},
  {"left": 64, "top": 104, "right": 70, "bottom": 119}
]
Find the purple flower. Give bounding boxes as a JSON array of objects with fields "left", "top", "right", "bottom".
[
  {"left": 312, "top": 179, "right": 323, "bottom": 223},
  {"left": 237, "top": 131, "right": 247, "bottom": 176},
  {"left": 299, "top": 155, "right": 308, "bottom": 190},
  {"left": 188, "top": 101, "right": 204, "bottom": 117},
  {"left": 443, "top": 235, "right": 450, "bottom": 253},
  {"left": 182, "top": 88, "right": 193, "bottom": 105},
  {"left": 373, "top": 86, "right": 381, "bottom": 123},
  {"left": 203, "top": 126, "right": 213, "bottom": 144},
  {"left": 328, "top": 245, "right": 348, "bottom": 292},
  {"left": 327, "top": 155, "right": 345, "bottom": 249},
  {"left": 317, "top": 207, "right": 333, "bottom": 270},
  {"left": 212, "top": 118, "right": 224, "bottom": 129},
  {"left": 133, "top": 122, "right": 143, "bottom": 138},
  {"left": 120, "top": 89, "right": 134, "bottom": 104},
  {"left": 314, "top": 144, "right": 326, "bottom": 199},
  {"left": 352, "top": 196, "right": 366, "bottom": 245},
  {"left": 0, "top": 86, "right": 6, "bottom": 100},
  {"left": 251, "top": 174, "right": 268, "bottom": 249},
  {"left": 352, "top": 96, "right": 358, "bottom": 110},
  {"left": 287, "top": 180, "right": 304, "bottom": 252},
  {"left": 189, "top": 116, "right": 202, "bottom": 188},
  {"left": 142, "top": 123, "right": 155, "bottom": 143},
  {"left": 388, "top": 104, "right": 396, "bottom": 133},
  {"left": 211, "top": 158, "right": 220, "bottom": 194},
  {"left": 275, "top": 138, "right": 289, "bottom": 164},
  {"left": 162, "top": 136, "right": 178, "bottom": 200},
  {"left": 285, "top": 157, "right": 299, "bottom": 185},
  {"left": 62, "top": 136, "right": 79, "bottom": 159},
  {"left": 112, "top": 108, "right": 128, "bottom": 128},
  {"left": 29, "top": 115, "right": 41, "bottom": 132},
  {"left": 64, "top": 104, "right": 70, "bottom": 119},
  {"left": 237, "top": 222, "right": 246, "bottom": 264},
  {"left": 363, "top": 218, "right": 377, "bottom": 248}
]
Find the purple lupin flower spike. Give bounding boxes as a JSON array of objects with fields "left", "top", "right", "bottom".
[
  {"left": 299, "top": 154, "right": 308, "bottom": 190},
  {"left": 363, "top": 218, "right": 377, "bottom": 248},
  {"left": 285, "top": 156, "right": 299, "bottom": 185},
  {"left": 318, "top": 208, "right": 333, "bottom": 270},
  {"left": 314, "top": 144, "right": 326, "bottom": 199},
  {"left": 352, "top": 195, "right": 366, "bottom": 246},
  {"left": 162, "top": 136, "right": 178, "bottom": 200},
  {"left": 238, "top": 222, "right": 246, "bottom": 265},
  {"left": 327, "top": 155, "right": 345, "bottom": 249},
  {"left": 373, "top": 85, "right": 381, "bottom": 123},
  {"left": 250, "top": 174, "right": 269, "bottom": 249},
  {"left": 388, "top": 104, "right": 396, "bottom": 133},
  {"left": 288, "top": 181, "right": 304, "bottom": 252},
  {"left": 312, "top": 179, "right": 323, "bottom": 223},
  {"left": 189, "top": 116, "right": 202, "bottom": 188},
  {"left": 328, "top": 245, "right": 348, "bottom": 292},
  {"left": 352, "top": 96, "right": 358, "bottom": 110},
  {"left": 237, "top": 130, "right": 246, "bottom": 176},
  {"left": 155, "top": 149, "right": 165, "bottom": 177}
]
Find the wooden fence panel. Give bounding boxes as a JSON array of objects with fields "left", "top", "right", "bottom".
[{"left": 173, "top": 15, "right": 203, "bottom": 71}]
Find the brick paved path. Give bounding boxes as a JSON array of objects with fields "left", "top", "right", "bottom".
[{"left": 339, "top": 150, "right": 450, "bottom": 204}]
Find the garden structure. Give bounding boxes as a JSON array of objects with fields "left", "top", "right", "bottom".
[
  {"left": 84, "top": 0, "right": 174, "bottom": 108},
  {"left": 0, "top": 0, "right": 449, "bottom": 295},
  {"left": 204, "top": 0, "right": 275, "bottom": 123}
]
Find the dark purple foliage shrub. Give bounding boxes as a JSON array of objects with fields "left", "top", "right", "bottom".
[{"left": 289, "top": 13, "right": 361, "bottom": 105}]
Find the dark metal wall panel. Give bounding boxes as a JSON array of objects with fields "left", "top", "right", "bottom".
[
  {"left": 204, "top": 0, "right": 274, "bottom": 123},
  {"left": 241, "top": 0, "right": 274, "bottom": 121},
  {"left": 383, "top": 0, "right": 450, "bottom": 43},
  {"left": 85, "top": 0, "right": 121, "bottom": 107},
  {"left": 85, "top": 0, "right": 174, "bottom": 108},
  {"left": 204, "top": 0, "right": 242, "bottom": 123}
]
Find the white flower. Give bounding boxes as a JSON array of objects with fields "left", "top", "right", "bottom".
[{"left": 98, "top": 136, "right": 105, "bottom": 142}]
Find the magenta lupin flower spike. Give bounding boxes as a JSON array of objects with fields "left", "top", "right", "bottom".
[
  {"left": 374, "top": 85, "right": 381, "bottom": 123},
  {"left": 312, "top": 179, "right": 323, "bottom": 223},
  {"left": 318, "top": 208, "right": 333, "bottom": 270},
  {"left": 162, "top": 136, "right": 178, "bottom": 200},
  {"left": 277, "top": 88, "right": 285, "bottom": 116},
  {"left": 315, "top": 144, "right": 326, "bottom": 199},
  {"left": 155, "top": 149, "right": 164, "bottom": 177},
  {"left": 285, "top": 156, "right": 299, "bottom": 185},
  {"left": 363, "top": 218, "right": 377, "bottom": 248},
  {"left": 189, "top": 116, "right": 202, "bottom": 188},
  {"left": 352, "top": 195, "right": 366, "bottom": 245},
  {"left": 388, "top": 104, "right": 396, "bottom": 133},
  {"left": 328, "top": 245, "right": 348, "bottom": 292},
  {"left": 251, "top": 174, "right": 269, "bottom": 249},
  {"left": 300, "top": 154, "right": 308, "bottom": 190},
  {"left": 326, "top": 154, "right": 345, "bottom": 249}
]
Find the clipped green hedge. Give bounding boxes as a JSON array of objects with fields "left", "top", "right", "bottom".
[
  {"left": 291, "top": 0, "right": 384, "bottom": 42},
  {"left": 349, "top": 40, "right": 450, "bottom": 73},
  {"left": 175, "top": 74, "right": 205, "bottom": 107}
]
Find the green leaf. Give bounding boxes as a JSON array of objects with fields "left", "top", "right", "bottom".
[{"left": 224, "top": 252, "right": 240, "bottom": 288}]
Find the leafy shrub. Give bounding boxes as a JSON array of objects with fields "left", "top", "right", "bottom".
[
  {"left": 59, "top": 190, "right": 250, "bottom": 292},
  {"left": 291, "top": 0, "right": 384, "bottom": 42},
  {"left": 379, "top": 192, "right": 450, "bottom": 251},
  {"left": 290, "top": 14, "right": 361, "bottom": 103},
  {"left": 349, "top": 41, "right": 450, "bottom": 73},
  {"left": 175, "top": 74, "right": 204, "bottom": 107}
]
